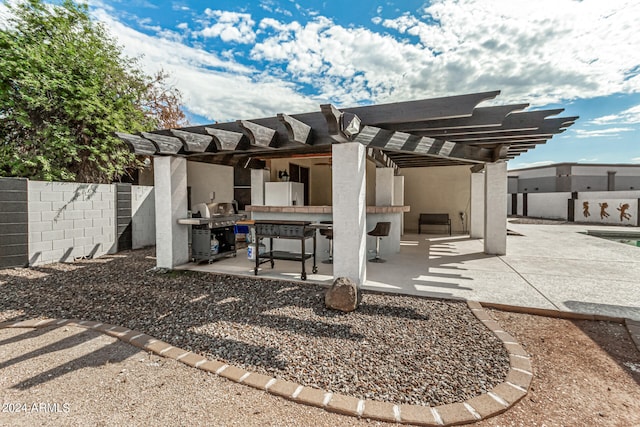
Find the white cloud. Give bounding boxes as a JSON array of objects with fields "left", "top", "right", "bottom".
[
  {"left": 631, "top": 157, "right": 640, "bottom": 163},
  {"left": 246, "top": 0, "right": 640, "bottom": 107},
  {"left": 376, "top": 0, "right": 640, "bottom": 104},
  {"left": 574, "top": 127, "right": 634, "bottom": 138},
  {"left": 592, "top": 105, "right": 640, "bottom": 125},
  {"left": 199, "top": 10, "right": 256, "bottom": 44},
  {"left": 91, "top": 8, "right": 317, "bottom": 122},
  {"left": 251, "top": 17, "right": 435, "bottom": 105},
  {"left": 9, "top": 0, "right": 638, "bottom": 130},
  {"left": 578, "top": 158, "right": 599, "bottom": 162}
]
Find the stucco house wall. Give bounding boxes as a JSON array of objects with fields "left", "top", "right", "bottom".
[{"left": 402, "top": 165, "right": 471, "bottom": 234}]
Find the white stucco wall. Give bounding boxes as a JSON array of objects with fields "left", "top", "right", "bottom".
[
  {"left": 132, "top": 186, "right": 155, "bottom": 249},
  {"left": 575, "top": 199, "right": 638, "bottom": 226},
  {"left": 402, "top": 165, "right": 470, "bottom": 233},
  {"left": 527, "top": 192, "right": 572, "bottom": 220},
  {"left": 577, "top": 190, "right": 640, "bottom": 199},
  {"left": 187, "top": 161, "right": 234, "bottom": 206}
]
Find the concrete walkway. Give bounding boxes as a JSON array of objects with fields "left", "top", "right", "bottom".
[{"left": 177, "top": 221, "right": 640, "bottom": 321}]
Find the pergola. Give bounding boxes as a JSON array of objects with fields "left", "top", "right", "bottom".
[
  {"left": 117, "top": 90, "right": 577, "bottom": 170},
  {"left": 116, "top": 90, "right": 577, "bottom": 284}
]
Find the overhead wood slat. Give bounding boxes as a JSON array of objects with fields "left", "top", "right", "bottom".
[
  {"left": 140, "top": 132, "right": 184, "bottom": 154},
  {"left": 383, "top": 104, "right": 529, "bottom": 132},
  {"left": 342, "top": 90, "right": 500, "bottom": 124},
  {"left": 204, "top": 127, "right": 244, "bottom": 151},
  {"left": 354, "top": 126, "right": 497, "bottom": 163},
  {"left": 410, "top": 112, "right": 575, "bottom": 139},
  {"left": 115, "top": 132, "right": 157, "bottom": 156},
  {"left": 169, "top": 129, "right": 212, "bottom": 152},
  {"left": 277, "top": 113, "right": 312, "bottom": 144},
  {"left": 238, "top": 120, "right": 278, "bottom": 148}
]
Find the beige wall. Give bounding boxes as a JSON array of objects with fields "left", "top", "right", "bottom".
[
  {"left": 402, "top": 165, "right": 471, "bottom": 233},
  {"left": 267, "top": 156, "right": 377, "bottom": 206},
  {"left": 187, "top": 161, "right": 234, "bottom": 205}
]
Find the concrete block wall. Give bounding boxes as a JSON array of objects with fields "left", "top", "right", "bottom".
[
  {"left": 27, "top": 181, "right": 117, "bottom": 265},
  {"left": 527, "top": 192, "right": 572, "bottom": 220},
  {"left": 132, "top": 186, "right": 155, "bottom": 249},
  {"left": 0, "top": 178, "right": 29, "bottom": 268}
]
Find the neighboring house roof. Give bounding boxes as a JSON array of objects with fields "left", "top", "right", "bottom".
[{"left": 116, "top": 90, "right": 577, "bottom": 169}]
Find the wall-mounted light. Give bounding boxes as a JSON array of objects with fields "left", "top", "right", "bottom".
[{"left": 278, "top": 170, "right": 289, "bottom": 181}]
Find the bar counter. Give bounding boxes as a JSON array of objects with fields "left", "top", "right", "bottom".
[{"left": 246, "top": 205, "right": 410, "bottom": 214}]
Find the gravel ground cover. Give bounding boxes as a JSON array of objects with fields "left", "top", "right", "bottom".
[{"left": 0, "top": 248, "right": 509, "bottom": 407}]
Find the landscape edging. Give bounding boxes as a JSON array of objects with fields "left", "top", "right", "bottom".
[{"left": 0, "top": 301, "right": 531, "bottom": 426}]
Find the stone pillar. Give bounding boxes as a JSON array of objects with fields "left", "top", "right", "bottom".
[
  {"left": 251, "top": 169, "right": 270, "bottom": 206},
  {"left": 154, "top": 156, "right": 189, "bottom": 268},
  {"left": 484, "top": 162, "right": 507, "bottom": 255},
  {"left": 375, "top": 168, "right": 395, "bottom": 206},
  {"left": 332, "top": 143, "right": 367, "bottom": 285},
  {"left": 470, "top": 172, "right": 485, "bottom": 239}
]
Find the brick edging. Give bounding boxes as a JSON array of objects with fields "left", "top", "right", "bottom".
[{"left": 0, "top": 304, "right": 531, "bottom": 426}]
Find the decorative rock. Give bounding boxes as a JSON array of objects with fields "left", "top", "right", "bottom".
[{"left": 325, "top": 277, "right": 360, "bottom": 312}]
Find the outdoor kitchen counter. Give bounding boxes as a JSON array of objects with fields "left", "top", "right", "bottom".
[
  {"left": 247, "top": 206, "right": 408, "bottom": 257},
  {"left": 246, "top": 205, "right": 410, "bottom": 213}
]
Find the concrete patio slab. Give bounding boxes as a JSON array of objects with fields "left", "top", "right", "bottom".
[{"left": 176, "top": 221, "right": 640, "bottom": 321}]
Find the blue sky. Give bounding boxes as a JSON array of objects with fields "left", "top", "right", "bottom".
[{"left": 4, "top": 0, "right": 640, "bottom": 168}]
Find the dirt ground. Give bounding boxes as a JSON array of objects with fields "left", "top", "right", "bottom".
[
  {"left": 1, "top": 310, "right": 638, "bottom": 426},
  {"left": 478, "top": 311, "right": 640, "bottom": 427}
]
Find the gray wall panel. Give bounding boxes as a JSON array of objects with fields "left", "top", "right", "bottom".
[{"left": 0, "top": 178, "right": 28, "bottom": 268}]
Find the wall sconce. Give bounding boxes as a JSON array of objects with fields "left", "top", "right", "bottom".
[{"left": 278, "top": 170, "right": 289, "bottom": 181}]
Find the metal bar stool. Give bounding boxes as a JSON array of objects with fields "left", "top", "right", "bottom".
[
  {"left": 367, "top": 221, "right": 391, "bottom": 263},
  {"left": 318, "top": 220, "right": 333, "bottom": 264}
]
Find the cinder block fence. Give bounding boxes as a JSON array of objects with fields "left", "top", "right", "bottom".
[{"left": 0, "top": 177, "right": 155, "bottom": 268}]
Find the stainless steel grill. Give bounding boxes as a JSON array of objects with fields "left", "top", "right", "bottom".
[
  {"left": 188, "top": 202, "right": 245, "bottom": 263},
  {"left": 192, "top": 202, "right": 244, "bottom": 227}
]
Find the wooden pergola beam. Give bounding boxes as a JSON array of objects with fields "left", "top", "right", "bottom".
[
  {"left": 115, "top": 132, "right": 157, "bottom": 156},
  {"left": 204, "top": 127, "right": 244, "bottom": 151},
  {"left": 354, "top": 126, "right": 501, "bottom": 163},
  {"left": 383, "top": 104, "right": 529, "bottom": 132},
  {"left": 140, "top": 132, "right": 184, "bottom": 154},
  {"left": 169, "top": 129, "right": 212, "bottom": 152},
  {"left": 343, "top": 90, "right": 500, "bottom": 124},
  {"left": 238, "top": 120, "right": 278, "bottom": 148},
  {"left": 277, "top": 113, "right": 312, "bottom": 144}
]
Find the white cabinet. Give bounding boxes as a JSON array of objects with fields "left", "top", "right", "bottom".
[{"left": 264, "top": 182, "right": 304, "bottom": 206}]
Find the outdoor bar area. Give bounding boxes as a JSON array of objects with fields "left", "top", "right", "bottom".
[{"left": 116, "top": 90, "right": 577, "bottom": 285}]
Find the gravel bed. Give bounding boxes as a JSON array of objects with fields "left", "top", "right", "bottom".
[{"left": 0, "top": 248, "right": 509, "bottom": 407}]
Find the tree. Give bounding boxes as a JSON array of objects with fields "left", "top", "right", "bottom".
[{"left": 0, "top": 0, "right": 188, "bottom": 183}]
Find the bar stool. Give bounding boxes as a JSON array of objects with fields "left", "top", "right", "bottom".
[
  {"left": 319, "top": 221, "right": 333, "bottom": 264},
  {"left": 367, "top": 222, "right": 391, "bottom": 263}
]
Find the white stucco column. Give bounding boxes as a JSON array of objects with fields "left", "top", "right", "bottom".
[
  {"left": 251, "top": 169, "right": 270, "bottom": 206},
  {"left": 332, "top": 143, "right": 367, "bottom": 285},
  {"left": 470, "top": 172, "right": 485, "bottom": 239},
  {"left": 375, "top": 168, "right": 395, "bottom": 206},
  {"left": 154, "top": 156, "right": 189, "bottom": 268},
  {"left": 484, "top": 162, "right": 507, "bottom": 255},
  {"left": 393, "top": 175, "right": 405, "bottom": 235}
]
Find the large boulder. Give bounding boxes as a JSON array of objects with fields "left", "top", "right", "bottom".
[{"left": 325, "top": 277, "right": 361, "bottom": 312}]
